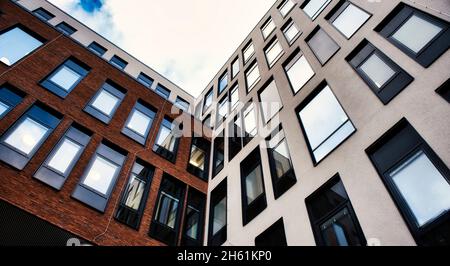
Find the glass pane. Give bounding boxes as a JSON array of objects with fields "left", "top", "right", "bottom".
[
  {"left": 260, "top": 79, "right": 282, "bottom": 123},
  {"left": 243, "top": 43, "right": 255, "bottom": 62},
  {"left": 47, "top": 138, "right": 81, "bottom": 174},
  {"left": 359, "top": 53, "right": 396, "bottom": 89},
  {"left": 231, "top": 86, "right": 239, "bottom": 110},
  {"left": 280, "top": 0, "right": 295, "bottom": 17},
  {"left": 91, "top": 89, "right": 119, "bottom": 116},
  {"left": 392, "top": 14, "right": 442, "bottom": 54},
  {"left": 157, "top": 192, "right": 179, "bottom": 229},
  {"left": 126, "top": 109, "right": 151, "bottom": 136},
  {"left": 390, "top": 150, "right": 450, "bottom": 227},
  {"left": 313, "top": 120, "right": 355, "bottom": 162},
  {"left": 272, "top": 140, "right": 292, "bottom": 178},
  {"left": 262, "top": 19, "right": 276, "bottom": 39},
  {"left": 245, "top": 165, "right": 264, "bottom": 204},
  {"left": 266, "top": 39, "right": 283, "bottom": 67},
  {"left": 185, "top": 206, "right": 200, "bottom": 239},
  {"left": 4, "top": 117, "right": 48, "bottom": 155},
  {"left": 320, "top": 208, "right": 363, "bottom": 246},
  {"left": 156, "top": 125, "right": 176, "bottom": 152},
  {"left": 213, "top": 197, "right": 226, "bottom": 234},
  {"left": 0, "top": 27, "right": 43, "bottom": 66},
  {"left": 49, "top": 65, "right": 81, "bottom": 91},
  {"left": 308, "top": 180, "right": 349, "bottom": 221},
  {"left": 83, "top": 155, "right": 118, "bottom": 195},
  {"left": 232, "top": 59, "right": 239, "bottom": 77},
  {"left": 244, "top": 105, "right": 257, "bottom": 136},
  {"left": 286, "top": 55, "right": 315, "bottom": 93},
  {"left": 284, "top": 22, "right": 300, "bottom": 43},
  {"left": 246, "top": 64, "right": 260, "bottom": 92},
  {"left": 219, "top": 73, "right": 228, "bottom": 92},
  {"left": 189, "top": 145, "right": 206, "bottom": 170},
  {"left": 0, "top": 101, "right": 9, "bottom": 116},
  {"left": 308, "top": 28, "right": 340, "bottom": 64},
  {"left": 123, "top": 173, "right": 146, "bottom": 210},
  {"left": 332, "top": 3, "right": 370, "bottom": 38},
  {"left": 218, "top": 99, "right": 228, "bottom": 119},
  {"left": 204, "top": 91, "right": 213, "bottom": 109},
  {"left": 303, "top": 0, "right": 332, "bottom": 20}
]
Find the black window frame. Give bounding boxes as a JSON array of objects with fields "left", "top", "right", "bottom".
[
  {"left": 346, "top": 39, "right": 414, "bottom": 105},
  {"left": 218, "top": 71, "right": 228, "bottom": 95},
  {"left": 0, "top": 84, "right": 24, "bottom": 119},
  {"left": 228, "top": 114, "right": 243, "bottom": 162},
  {"left": 175, "top": 96, "right": 190, "bottom": 112},
  {"left": 32, "top": 8, "right": 55, "bottom": 21},
  {"left": 231, "top": 57, "right": 240, "bottom": 79},
  {"left": 121, "top": 100, "right": 156, "bottom": 145},
  {"left": 109, "top": 55, "right": 128, "bottom": 70},
  {"left": 278, "top": 0, "right": 296, "bottom": 18},
  {"left": 300, "top": 0, "right": 333, "bottom": 21},
  {"left": 257, "top": 77, "right": 283, "bottom": 125},
  {"left": 208, "top": 178, "right": 227, "bottom": 246},
  {"left": 244, "top": 59, "right": 261, "bottom": 94},
  {"left": 84, "top": 80, "right": 126, "bottom": 124},
  {"left": 55, "top": 22, "right": 76, "bottom": 36},
  {"left": 152, "top": 117, "right": 181, "bottom": 163},
  {"left": 282, "top": 47, "right": 316, "bottom": 95},
  {"left": 216, "top": 94, "right": 229, "bottom": 127},
  {"left": 264, "top": 36, "right": 285, "bottom": 69},
  {"left": 187, "top": 137, "right": 211, "bottom": 181},
  {"left": 155, "top": 84, "right": 171, "bottom": 100},
  {"left": 212, "top": 130, "right": 225, "bottom": 178},
  {"left": 181, "top": 188, "right": 206, "bottom": 246},
  {"left": 374, "top": 3, "right": 450, "bottom": 68},
  {"left": 255, "top": 218, "right": 287, "bottom": 246},
  {"left": 137, "top": 72, "right": 154, "bottom": 88},
  {"left": 203, "top": 113, "right": 213, "bottom": 129},
  {"left": 88, "top": 41, "right": 107, "bottom": 57},
  {"left": 261, "top": 17, "right": 276, "bottom": 40},
  {"left": 242, "top": 40, "right": 255, "bottom": 65},
  {"left": 202, "top": 88, "right": 214, "bottom": 114},
  {"left": 305, "top": 26, "right": 341, "bottom": 66},
  {"left": 436, "top": 78, "right": 450, "bottom": 103},
  {"left": 281, "top": 18, "right": 302, "bottom": 46}
]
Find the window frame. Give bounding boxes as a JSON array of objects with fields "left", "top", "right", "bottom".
[
  {"left": 228, "top": 114, "right": 243, "bottom": 162},
  {"left": 175, "top": 96, "right": 190, "bottom": 112},
  {"left": 231, "top": 57, "right": 240, "bottom": 79},
  {"left": 84, "top": 81, "right": 126, "bottom": 124},
  {"left": 326, "top": 0, "right": 372, "bottom": 40},
  {"left": 278, "top": 0, "right": 296, "bottom": 18},
  {"left": 242, "top": 41, "right": 255, "bottom": 64},
  {"left": 281, "top": 18, "right": 302, "bottom": 46},
  {"left": 87, "top": 41, "right": 107, "bottom": 57},
  {"left": 0, "top": 85, "right": 24, "bottom": 119},
  {"left": 305, "top": 26, "right": 341, "bottom": 66},
  {"left": 155, "top": 84, "right": 171, "bottom": 100},
  {"left": 55, "top": 22, "right": 76, "bottom": 36},
  {"left": 261, "top": 17, "right": 276, "bottom": 40},
  {"left": 202, "top": 88, "right": 214, "bottom": 114},
  {"left": 208, "top": 178, "right": 227, "bottom": 246},
  {"left": 32, "top": 8, "right": 55, "bottom": 21},
  {"left": 218, "top": 71, "right": 228, "bottom": 95},
  {"left": 257, "top": 77, "right": 283, "bottom": 125},
  {"left": 301, "top": 0, "right": 333, "bottom": 21},
  {"left": 187, "top": 137, "right": 211, "bottom": 181},
  {"left": 283, "top": 48, "right": 316, "bottom": 95},
  {"left": 121, "top": 100, "right": 156, "bottom": 145},
  {"left": 137, "top": 72, "right": 154, "bottom": 88},
  {"left": 264, "top": 37, "right": 285, "bottom": 68},
  {"left": 109, "top": 55, "right": 128, "bottom": 70},
  {"left": 212, "top": 130, "right": 225, "bottom": 178},
  {"left": 245, "top": 60, "right": 261, "bottom": 94},
  {"left": 181, "top": 188, "right": 206, "bottom": 246},
  {"left": 152, "top": 117, "right": 181, "bottom": 163}
]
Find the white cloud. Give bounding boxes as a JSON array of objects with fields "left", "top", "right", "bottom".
[{"left": 47, "top": 0, "right": 277, "bottom": 97}]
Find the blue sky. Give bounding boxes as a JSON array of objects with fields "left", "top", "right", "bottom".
[{"left": 48, "top": 0, "right": 277, "bottom": 97}]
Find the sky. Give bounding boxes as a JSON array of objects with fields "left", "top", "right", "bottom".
[{"left": 47, "top": 0, "right": 277, "bottom": 97}]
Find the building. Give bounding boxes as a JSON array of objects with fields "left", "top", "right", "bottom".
[{"left": 0, "top": 0, "right": 449, "bottom": 246}]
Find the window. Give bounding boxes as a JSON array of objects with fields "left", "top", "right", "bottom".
[
  {"left": 241, "top": 147, "right": 267, "bottom": 225},
  {"left": 346, "top": 40, "right": 414, "bottom": 104},
  {"left": 175, "top": 96, "right": 190, "bottom": 112},
  {"left": 88, "top": 42, "right": 107, "bottom": 56},
  {"left": 187, "top": 137, "right": 211, "bottom": 180},
  {"left": 181, "top": 189, "right": 206, "bottom": 246},
  {"left": 72, "top": 141, "right": 126, "bottom": 212},
  {"left": 228, "top": 115, "right": 243, "bottom": 161},
  {"left": 137, "top": 72, "right": 154, "bottom": 88},
  {"left": 264, "top": 38, "right": 284, "bottom": 68},
  {"left": 283, "top": 49, "right": 315, "bottom": 94},
  {"left": 296, "top": 82, "right": 355, "bottom": 164},
  {"left": 153, "top": 117, "right": 180, "bottom": 162},
  {"left": 34, "top": 124, "right": 91, "bottom": 190},
  {"left": 33, "top": 8, "right": 55, "bottom": 21},
  {"left": 301, "top": 0, "right": 332, "bottom": 20},
  {"left": 278, "top": 0, "right": 295, "bottom": 18},
  {"left": 115, "top": 160, "right": 154, "bottom": 229},
  {"left": 436, "top": 78, "right": 449, "bottom": 103},
  {"left": 203, "top": 114, "right": 213, "bottom": 129},
  {"left": 208, "top": 178, "right": 227, "bottom": 246},
  {"left": 261, "top": 17, "right": 276, "bottom": 39},
  {"left": 243, "top": 102, "right": 257, "bottom": 146},
  {"left": 282, "top": 19, "right": 301, "bottom": 45},
  {"left": 327, "top": 1, "right": 371, "bottom": 39},
  {"left": 375, "top": 3, "right": 449, "bottom": 67},
  {"left": 217, "top": 96, "right": 229, "bottom": 126},
  {"left": 231, "top": 57, "right": 240, "bottom": 78},
  {"left": 55, "top": 22, "right": 76, "bottom": 35},
  {"left": 230, "top": 84, "right": 239, "bottom": 111},
  {"left": 243, "top": 42, "right": 255, "bottom": 64},
  {"left": 306, "top": 27, "right": 340, "bottom": 65},
  {"left": 0, "top": 26, "right": 43, "bottom": 66},
  {"left": 306, "top": 175, "right": 366, "bottom": 246},
  {"left": 0, "top": 103, "right": 62, "bottom": 170},
  {"left": 245, "top": 61, "right": 261, "bottom": 93},
  {"left": 266, "top": 126, "right": 297, "bottom": 199},
  {"left": 255, "top": 218, "right": 287, "bottom": 246},
  {"left": 366, "top": 119, "right": 450, "bottom": 245},
  {"left": 258, "top": 78, "right": 282, "bottom": 124},
  {"left": 149, "top": 174, "right": 186, "bottom": 246},
  {"left": 194, "top": 103, "right": 202, "bottom": 119},
  {"left": 212, "top": 131, "right": 225, "bottom": 177},
  {"left": 218, "top": 72, "right": 228, "bottom": 94},
  {"left": 109, "top": 55, "right": 128, "bottom": 70},
  {"left": 0, "top": 86, "right": 24, "bottom": 119},
  {"left": 155, "top": 84, "right": 171, "bottom": 99},
  {"left": 203, "top": 88, "right": 213, "bottom": 113},
  {"left": 84, "top": 81, "right": 126, "bottom": 124},
  {"left": 122, "top": 100, "right": 156, "bottom": 145},
  {"left": 41, "top": 58, "right": 90, "bottom": 98}
]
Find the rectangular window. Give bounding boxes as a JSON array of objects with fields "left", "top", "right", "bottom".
[
  {"left": 258, "top": 78, "right": 282, "bottom": 124},
  {"left": 149, "top": 174, "right": 186, "bottom": 246},
  {"left": 245, "top": 61, "right": 261, "bottom": 93},
  {"left": 296, "top": 81, "right": 356, "bottom": 164},
  {"left": 346, "top": 40, "right": 414, "bottom": 104},
  {"left": 283, "top": 49, "right": 315, "bottom": 94},
  {"left": 306, "top": 175, "right": 366, "bottom": 246},
  {"left": 212, "top": 131, "right": 225, "bottom": 177},
  {"left": 122, "top": 100, "right": 156, "bottom": 145},
  {"left": 266, "top": 126, "right": 297, "bottom": 199},
  {"left": 243, "top": 103, "right": 257, "bottom": 147},
  {"left": 306, "top": 27, "right": 340, "bottom": 65},
  {"left": 153, "top": 117, "right": 180, "bottom": 162},
  {"left": 0, "top": 25, "right": 43, "bottom": 66},
  {"left": 436, "top": 78, "right": 449, "bottom": 103},
  {"left": 228, "top": 115, "right": 243, "bottom": 161},
  {"left": 155, "top": 84, "right": 171, "bottom": 99},
  {"left": 243, "top": 42, "right": 255, "bottom": 64},
  {"left": 55, "top": 22, "right": 76, "bottom": 35},
  {"left": 261, "top": 17, "right": 276, "bottom": 40},
  {"left": 231, "top": 57, "right": 240, "bottom": 78},
  {"left": 34, "top": 124, "right": 91, "bottom": 190},
  {"left": 208, "top": 178, "right": 227, "bottom": 246},
  {"left": 218, "top": 72, "right": 228, "bottom": 94},
  {"left": 109, "top": 55, "right": 128, "bottom": 70},
  {"left": 301, "top": 0, "right": 332, "bottom": 20},
  {"left": 327, "top": 1, "right": 371, "bottom": 39},
  {"left": 0, "top": 103, "right": 62, "bottom": 170},
  {"left": 41, "top": 58, "right": 90, "bottom": 98},
  {"left": 175, "top": 96, "right": 189, "bottom": 112},
  {"left": 181, "top": 189, "right": 206, "bottom": 246},
  {"left": 84, "top": 81, "right": 126, "bottom": 124},
  {"left": 203, "top": 114, "right": 213, "bottom": 129},
  {"left": 88, "top": 41, "right": 107, "bottom": 56},
  {"left": 0, "top": 85, "right": 24, "bottom": 119},
  {"left": 194, "top": 103, "right": 202, "bottom": 119},
  {"left": 375, "top": 3, "right": 449, "bottom": 67},
  {"left": 137, "top": 72, "right": 154, "bottom": 88},
  {"left": 366, "top": 119, "right": 450, "bottom": 246},
  {"left": 282, "top": 19, "right": 301, "bottom": 45},
  {"left": 264, "top": 38, "right": 284, "bottom": 68},
  {"left": 187, "top": 137, "right": 211, "bottom": 181},
  {"left": 115, "top": 160, "right": 154, "bottom": 229},
  {"left": 230, "top": 84, "right": 239, "bottom": 111},
  {"left": 241, "top": 147, "right": 267, "bottom": 225},
  {"left": 278, "top": 0, "right": 295, "bottom": 18},
  {"left": 33, "top": 8, "right": 55, "bottom": 21},
  {"left": 72, "top": 141, "right": 127, "bottom": 212},
  {"left": 217, "top": 96, "right": 229, "bottom": 126},
  {"left": 255, "top": 218, "right": 287, "bottom": 246},
  {"left": 203, "top": 88, "right": 213, "bottom": 113}
]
